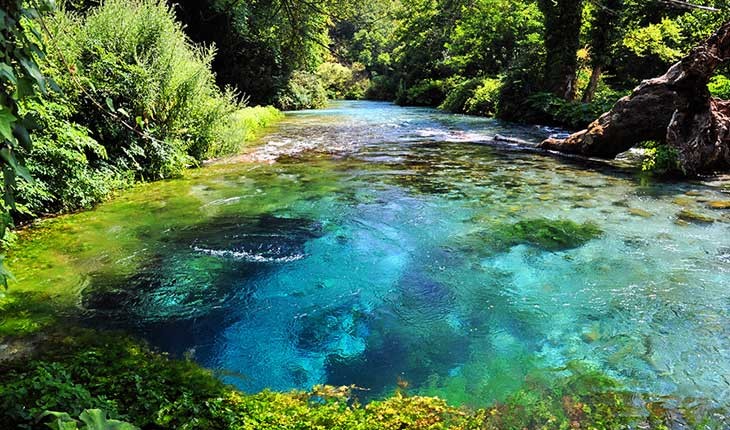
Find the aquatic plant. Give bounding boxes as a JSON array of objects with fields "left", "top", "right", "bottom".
[{"left": 484, "top": 217, "right": 603, "bottom": 251}]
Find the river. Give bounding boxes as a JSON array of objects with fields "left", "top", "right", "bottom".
[{"left": 9, "top": 101, "right": 730, "bottom": 407}]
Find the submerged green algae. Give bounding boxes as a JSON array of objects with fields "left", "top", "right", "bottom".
[{"left": 492, "top": 218, "right": 603, "bottom": 251}]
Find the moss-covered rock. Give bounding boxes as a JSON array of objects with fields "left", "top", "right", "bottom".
[
  {"left": 708, "top": 200, "right": 730, "bottom": 209},
  {"left": 677, "top": 209, "right": 715, "bottom": 224}
]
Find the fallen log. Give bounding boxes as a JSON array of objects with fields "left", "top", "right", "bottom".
[{"left": 539, "top": 20, "right": 730, "bottom": 175}]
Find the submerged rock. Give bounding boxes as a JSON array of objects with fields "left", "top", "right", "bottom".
[
  {"left": 707, "top": 200, "right": 730, "bottom": 209},
  {"left": 628, "top": 208, "right": 653, "bottom": 218},
  {"left": 676, "top": 209, "right": 715, "bottom": 224}
]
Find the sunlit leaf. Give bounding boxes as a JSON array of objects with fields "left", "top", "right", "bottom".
[{"left": 0, "top": 107, "right": 17, "bottom": 142}]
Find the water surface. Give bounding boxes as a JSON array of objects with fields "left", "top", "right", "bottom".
[{"left": 9, "top": 101, "right": 730, "bottom": 406}]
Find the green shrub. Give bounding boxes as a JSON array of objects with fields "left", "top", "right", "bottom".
[
  {"left": 16, "top": 98, "right": 133, "bottom": 216},
  {"left": 524, "top": 83, "right": 627, "bottom": 129},
  {"left": 439, "top": 78, "right": 482, "bottom": 112},
  {"left": 41, "top": 409, "right": 137, "bottom": 430},
  {"left": 0, "top": 329, "right": 720, "bottom": 429},
  {"left": 709, "top": 74, "right": 730, "bottom": 99},
  {"left": 276, "top": 70, "right": 328, "bottom": 110},
  {"left": 316, "top": 62, "right": 370, "bottom": 100},
  {"left": 0, "top": 330, "right": 227, "bottom": 429},
  {"left": 211, "top": 106, "right": 283, "bottom": 156},
  {"left": 396, "top": 78, "right": 457, "bottom": 107},
  {"left": 641, "top": 140, "right": 681, "bottom": 174},
  {"left": 365, "top": 74, "right": 399, "bottom": 101},
  {"left": 464, "top": 77, "right": 502, "bottom": 116},
  {"left": 10, "top": 0, "right": 282, "bottom": 219},
  {"left": 0, "top": 361, "right": 119, "bottom": 426},
  {"left": 440, "top": 77, "right": 503, "bottom": 116}
]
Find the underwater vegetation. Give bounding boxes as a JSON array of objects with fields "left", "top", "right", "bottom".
[{"left": 464, "top": 217, "right": 604, "bottom": 253}]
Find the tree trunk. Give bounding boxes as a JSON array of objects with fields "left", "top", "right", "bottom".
[
  {"left": 538, "top": 0, "right": 584, "bottom": 100},
  {"left": 582, "top": 0, "right": 623, "bottom": 103},
  {"left": 539, "top": 21, "right": 730, "bottom": 175},
  {"left": 582, "top": 64, "right": 602, "bottom": 103}
]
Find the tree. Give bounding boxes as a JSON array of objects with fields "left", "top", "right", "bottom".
[
  {"left": 0, "top": 0, "right": 54, "bottom": 285},
  {"left": 537, "top": 0, "right": 585, "bottom": 100},
  {"left": 540, "top": 20, "right": 730, "bottom": 175},
  {"left": 583, "top": 0, "right": 624, "bottom": 102}
]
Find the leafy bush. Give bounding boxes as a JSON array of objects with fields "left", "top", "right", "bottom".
[
  {"left": 0, "top": 330, "right": 227, "bottom": 429},
  {"left": 396, "top": 78, "right": 458, "bottom": 107},
  {"left": 41, "top": 409, "right": 137, "bottom": 430},
  {"left": 316, "top": 62, "right": 369, "bottom": 100},
  {"left": 9, "top": 0, "right": 282, "bottom": 220},
  {"left": 208, "top": 106, "right": 283, "bottom": 157},
  {"left": 641, "top": 140, "right": 681, "bottom": 174},
  {"left": 16, "top": 98, "right": 133, "bottom": 216},
  {"left": 42, "top": 0, "right": 217, "bottom": 178},
  {"left": 464, "top": 77, "right": 502, "bottom": 116},
  {"left": 0, "top": 329, "right": 721, "bottom": 429},
  {"left": 441, "top": 77, "right": 503, "bottom": 116},
  {"left": 523, "top": 82, "right": 627, "bottom": 129},
  {"left": 276, "top": 70, "right": 328, "bottom": 110},
  {"left": 439, "top": 78, "right": 482, "bottom": 113},
  {"left": 365, "top": 74, "right": 399, "bottom": 101},
  {"left": 709, "top": 74, "right": 730, "bottom": 99}
]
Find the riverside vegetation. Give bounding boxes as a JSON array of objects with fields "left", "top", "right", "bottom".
[{"left": 3, "top": 0, "right": 730, "bottom": 429}]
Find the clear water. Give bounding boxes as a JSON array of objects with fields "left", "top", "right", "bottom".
[{"left": 8, "top": 101, "right": 730, "bottom": 406}]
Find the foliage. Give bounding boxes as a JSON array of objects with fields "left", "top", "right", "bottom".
[
  {"left": 623, "top": 18, "right": 685, "bottom": 62},
  {"left": 523, "top": 82, "right": 628, "bottom": 129},
  {"left": 276, "top": 71, "right": 328, "bottom": 111},
  {"left": 16, "top": 98, "right": 132, "bottom": 216},
  {"left": 40, "top": 0, "right": 247, "bottom": 178},
  {"left": 396, "top": 78, "right": 460, "bottom": 107},
  {"left": 443, "top": 0, "right": 543, "bottom": 77},
  {"left": 0, "top": 0, "right": 57, "bottom": 286},
  {"left": 0, "top": 329, "right": 228, "bottom": 429},
  {"left": 709, "top": 74, "right": 730, "bottom": 99},
  {"left": 440, "top": 77, "right": 503, "bottom": 116},
  {"left": 0, "top": 0, "right": 283, "bottom": 223},
  {"left": 174, "top": 0, "right": 347, "bottom": 106},
  {"left": 316, "top": 62, "right": 369, "bottom": 100},
  {"left": 0, "top": 329, "right": 721, "bottom": 429},
  {"left": 641, "top": 140, "right": 681, "bottom": 174},
  {"left": 41, "top": 409, "right": 138, "bottom": 430}
]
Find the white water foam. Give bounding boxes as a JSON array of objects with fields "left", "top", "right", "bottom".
[{"left": 192, "top": 245, "right": 305, "bottom": 263}]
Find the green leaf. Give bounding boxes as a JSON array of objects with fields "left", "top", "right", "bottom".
[
  {"left": 105, "top": 97, "right": 116, "bottom": 112},
  {"left": 15, "top": 77, "right": 35, "bottom": 98},
  {"left": 0, "top": 63, "right": 16, "bottom": 85},
  {"left": 79, "top": 409, "right": 106, "bottom": 429},
  {"left": 0, "top": 147, "right": 33, "bottom": 183},
  {"left": 79, "top": 409, "right": 139, "bottom": 430},
  {"left": 39, "top": 411, "right": 78, "bottom": 430},
  {"left": 19, "top": 57, "right": 46, "bottom": 93},
  {"left": 13, "top": 122, "right": 31, "bottom": 149},
  {"left": 0, "top": 106, "right": 17, "bottom": 142}
]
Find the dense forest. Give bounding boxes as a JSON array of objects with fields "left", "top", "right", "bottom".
[
  {"left": 3, "top": 0, "right": 730, "bottom": 428},
  {"left": 3, "top": 0, "right": 730, "bottom": 227}
]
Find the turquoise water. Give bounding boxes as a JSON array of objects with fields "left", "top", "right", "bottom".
[{"left": 17, "top": 101, "right": 730, "bottom": 406}]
